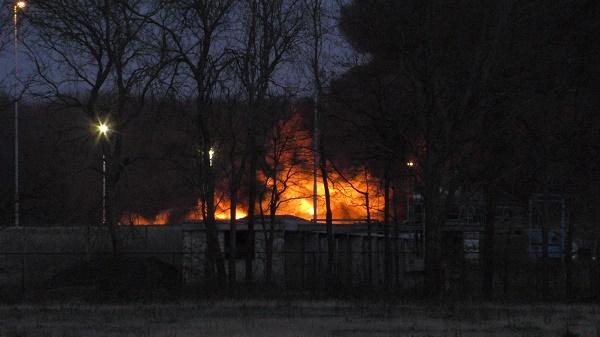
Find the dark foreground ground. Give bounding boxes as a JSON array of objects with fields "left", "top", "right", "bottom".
[{"left": 0, "top": 301, "right": 598, "bottom": 337}]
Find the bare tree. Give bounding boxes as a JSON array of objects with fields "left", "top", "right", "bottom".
[
  {"left": 214, "top": 96, "right": 248, "bottom": 288},
  {"left": 339, "top": 0, "right": 513, "bottom": 296},
  {"left": 302, "top": 0, "right": 339, "bottom": 285},
  {"left": 141, "top": 0, "right": 237, "bottom": 288},
  {"left": 232, "top": 0, "right": 304, "bottom": 286},
  {"left": 328, "top": 162, "right": 374, "bottom": 284},
  {"left": 257, "top": 107, "right": 310, "bottom": 284},
  {"left": 26, "top": 0, "right": 168, "bottom": 254}
]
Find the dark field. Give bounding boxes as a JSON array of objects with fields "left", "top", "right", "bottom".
[{"left": 0, "top": 301, "right": 598, "bottom": 337}]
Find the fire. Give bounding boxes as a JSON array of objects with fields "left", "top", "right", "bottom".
[
  {"left": 120, "top": 210, "right": 170, "bottom": 225},
  {"left": 269, "top": 169, "right": 384, "bottom": 221},
  {"left": 120, "top": 111, "right": 386, "bottom": 225},
  {"left": 120, "top": 202, "right": 248, "bottom": 225},
  {"left": 185, "top": 202, "right": 248, "bottom": 221},
  {"left": 121, "top": 171, "right": 382, "bottom": 225},
  {"left": 254, "top": 112, "right": 384, "bottom": 221}
]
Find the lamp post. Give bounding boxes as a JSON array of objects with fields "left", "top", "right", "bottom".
[
  {"left": 13, "top": 0, "right": 26, "bottom": 227},
  {"left": 97, "top": 122, "right": 110, "bottom": 225}
]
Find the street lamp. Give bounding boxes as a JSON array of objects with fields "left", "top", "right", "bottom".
[
  {"left": 13, "top": 0, "right": 26, "bottom": 226},
  {"left": 97, "top": 122, "right": 109, "bottom": 136},
  {"left": 96, "top": 122, "right": 110, "bottom": 225}
]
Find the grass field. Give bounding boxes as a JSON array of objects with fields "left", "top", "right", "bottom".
[{"left": 0, "top": 301, "right": 598, "bottom": 337}]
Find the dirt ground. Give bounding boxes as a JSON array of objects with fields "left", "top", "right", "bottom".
[{"left": 0, "top": 301, "right": 598, "bottom": 337}]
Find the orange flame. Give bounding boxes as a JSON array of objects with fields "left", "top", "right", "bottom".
[
  {"left": 120, "top": 172, "right": 382, "bottom": 225},
  {"left": 120, "top": 112, "right": 385, "bottom": 225},
  {"left": 120, "top": 210, "right": 170, "bottom": 225},
  {"left": 119, "top": 203, "right": 248, "bottom": 225}
]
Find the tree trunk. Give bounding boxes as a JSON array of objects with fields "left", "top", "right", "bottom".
[
  {"left": 541, "top": 189, "right": 549, "bottom": 301},
  {"left": 423, "top": 147, "right": 442, "bottom": 298},
  {"left": 365, "top": 188, "right": 373, "bottom": 286},
  {"left": 228, "top": 181, "right": 238, "bottom": 288},
  {"left": 482, "top": 184, "right": 496, "bottom": 300},
  {"left": 392, "top": 178, "right": 401, "bottom": 286},
  {"left": 196, "top": 102, "right": 226, "bottom": 289},
  {"left": 383, "top": 162, "right": 392, "bottom": 290},
  {"left": 319, "top": 141, "right": 334, "bottom": 285},
  {"left": 265, "top": 182, "right": 278, "bottom": 285},
  {"left": 565, "top": 198, "right": 573, "bottom": 300},
  {"left": 502, "top": 220, "right": 511, "bottom": 297},
  {"left": 203, "top": 158, "right": 227, "bottom": 288},
  {"left": 245, "top": 125, "right": 257, "bottom": 287}
]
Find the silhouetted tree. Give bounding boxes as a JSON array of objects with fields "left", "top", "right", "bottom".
[
  {"left": 27, "top": 0, "right": 169, "bottom": 254},
  {"left": 231, "top": 0, "right": 303, "bottom": 286}
]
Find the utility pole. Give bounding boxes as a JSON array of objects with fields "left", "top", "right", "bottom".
[{"left": 13, "top": 1, "right": 26, "bottom": 226}]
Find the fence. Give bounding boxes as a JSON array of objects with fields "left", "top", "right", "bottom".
[
  {"left": 0, "top": 225, "right": 597, "bottom": 300},
  {"left": 1, "top": 248, "right": 599, "bottom": 300}
]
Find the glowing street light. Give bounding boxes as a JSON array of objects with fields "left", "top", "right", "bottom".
[
  {"left": 97, "top": 122, "right": 110, "bottom": 136},
  {"left": 13, "top": 0, "right": 26, "bottom": 226}
]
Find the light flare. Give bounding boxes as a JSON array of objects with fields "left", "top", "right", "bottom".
[{"left": 97, "top": 122, "right": 109, "bottom": 136}]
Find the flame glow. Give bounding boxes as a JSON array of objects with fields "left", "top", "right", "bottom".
[
  {"left": 120, "top": 168, "right": 384, "bottom": 225},
  {"left": 119, "top": 112, "right": 386, "bottom": 225}
]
